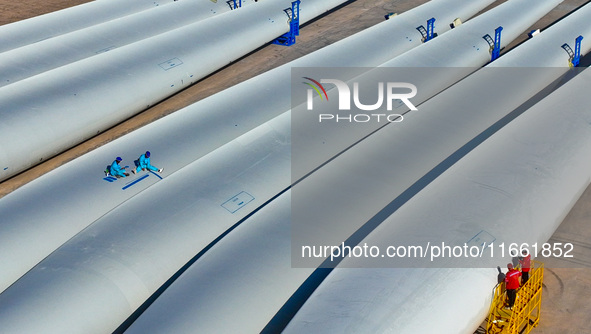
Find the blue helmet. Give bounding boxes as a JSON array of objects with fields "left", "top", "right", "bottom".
[
  {"left": 145, "top": 151, "right": 151, "bottom": 158},
  {"left": 116, "top": 157, "right": 122, "bottom": 162}
]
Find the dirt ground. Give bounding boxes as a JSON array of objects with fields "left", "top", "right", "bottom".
[
  {"left": 535, "top": 183, "right": 591, "bottom": 333},
  {"left": 1, "top": 0, "right": 590, "bottom": 333},
  {"left": 0, "top": 0, "right": 91, "bottom": 26}
]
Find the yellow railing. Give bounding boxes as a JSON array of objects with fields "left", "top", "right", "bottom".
[{"left": 486, "top": 260, "right": 544, "bottom": 334}]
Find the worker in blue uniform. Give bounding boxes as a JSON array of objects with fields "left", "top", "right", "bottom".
[
  {"left": 132, "top": 151, "right": 163, "bottom": 174},
  {"left": 109, "top": 157, "right": 129, "bottom": 178}
]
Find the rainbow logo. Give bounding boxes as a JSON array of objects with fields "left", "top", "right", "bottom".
[{"left": 303, "top": 77, "right": 328, "bottom": 101}]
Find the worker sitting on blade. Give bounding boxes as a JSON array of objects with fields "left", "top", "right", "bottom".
[
  {"left": 132, "top": 151, "right": 163, "bottom": 174},
  {"left": 108, "top": 157, "right": 130, "bottom": 178}
]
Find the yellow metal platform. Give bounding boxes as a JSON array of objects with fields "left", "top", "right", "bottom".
[{"left": 486, "top": 260, "right": 544, "bottom": 334}]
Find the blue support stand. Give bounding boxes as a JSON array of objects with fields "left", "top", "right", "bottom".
[
  {"left": 232, "top": 0, "right": 242, "bottom": 9},
  {"left": 491, "top": 26, "right": 503, "bottom": 61},
  {"left": 416, "top": 18, "right": 436, "bottom": 43},
  {"left": 561, "top": 35, "right": 583, "bottom": 67},
  {"left": 273, "top": 0, "right": 300, "bottom": 46},
  {"left": 425, "top": 17, "right": 435, "bottom": 42},
  {"left": 572, "top": 35, "right": 583, "bottom": 67}
]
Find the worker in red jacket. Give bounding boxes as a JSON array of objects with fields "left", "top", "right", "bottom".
[
  {"left": 505, "top": 263, "right": 522, "bottom": 309},
  {"left": 519, "top": 250, "right": 531, "bottom": 285}
]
